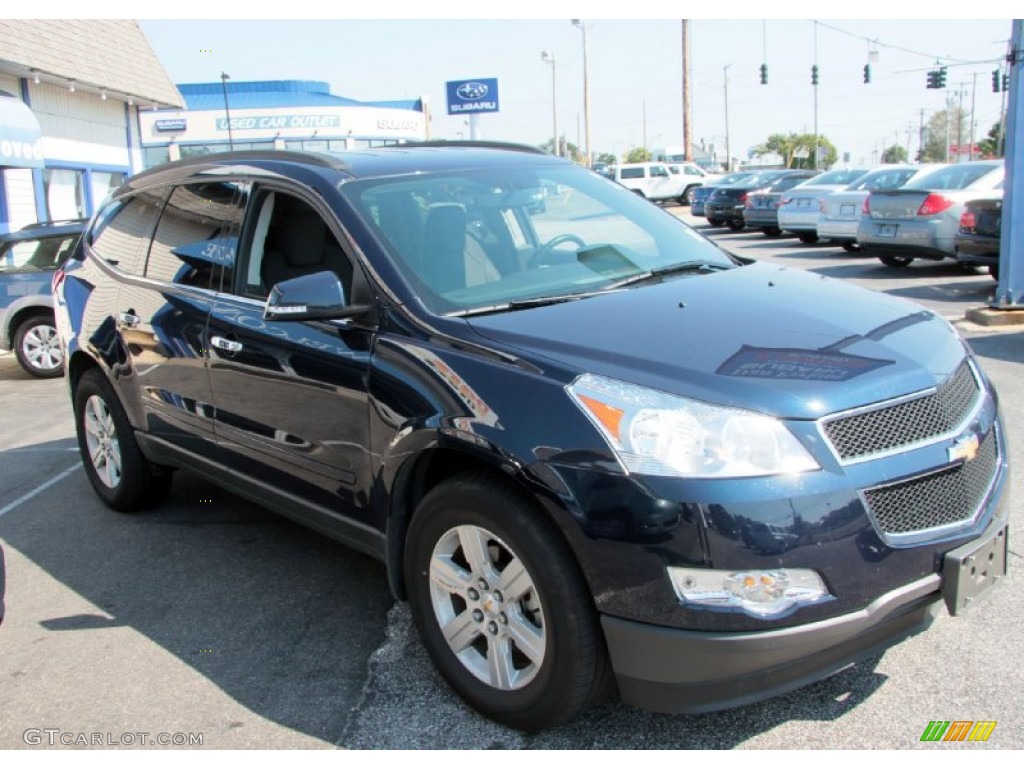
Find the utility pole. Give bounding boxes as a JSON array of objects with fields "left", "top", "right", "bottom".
[
  {"left": 969, "top": 72, "right": 978, "bottom": 160},
  {"left": 812, "top": 21, "right": 819, "bottom": 168},
  {"left": 945, "top": 93, "right": 951, "bottom": 162},
  {"left": 642, "top": 100, "right": 647, "bottom": 157},
  {"left": 572, "top": 19, "right": 592, "bottom": 167},
  {"left": 957, "top": 86, "right": 965, "bottom": 161},
  {"left": 723, "top": 65, "right": 731, "bottom": 172},
  {"left": 682, "top": 20, "right": 692, "bottom": 161},
  {"left": 919, "top": 108, "right": 925, "bottom": 162}
]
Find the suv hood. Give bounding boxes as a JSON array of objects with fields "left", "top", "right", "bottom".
[{"left": 466, "top": 263, "right": 965, "bottom": 420}]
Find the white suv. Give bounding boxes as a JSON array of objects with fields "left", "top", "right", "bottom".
[{"left": 610, "top": 162, "right": 713, "bottom": 204}]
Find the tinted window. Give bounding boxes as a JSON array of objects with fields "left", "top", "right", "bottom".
[
  {"left": 619, "top": 168, "right": 645, "bottom": 179},
  {"left": 0, "top": 235, "right": 79, "bottom": 271},
  {"left": 847, "top": 168, "right": 917, "bottom": 191},
  {"left": 89, "top": 189, "right": 165, "bottom": 276},
  {"left": 804, "top": 168, "right": 870, "bottom": 186},
  {"left": 145, "top": 183, "right": 246, "bottom": 291},
  {"left": 770, "top": 176, "right": 810, "bottom": 192}
]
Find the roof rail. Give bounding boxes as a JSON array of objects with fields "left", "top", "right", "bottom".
[
  {"left": 387, "top": 140, "right": 548, "bottom": 155},
  {"left": 135, "top": 150, "right": 351, "bottom": 180}
]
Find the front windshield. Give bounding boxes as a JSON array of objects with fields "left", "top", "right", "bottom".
[{"left": 340, "top": 163, "right": 734, "bottom": 314}]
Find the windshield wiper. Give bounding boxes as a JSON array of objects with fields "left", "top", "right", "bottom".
[
  {"left": 449, "top": 290, "right": 609, "bottom": 318},
  {"left": 604, "top": 260, "right": 728, "bottom": 290}
]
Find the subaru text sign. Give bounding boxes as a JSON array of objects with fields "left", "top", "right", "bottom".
[{"left": 446, "top": 78, "right": 500, "bottom": 115}]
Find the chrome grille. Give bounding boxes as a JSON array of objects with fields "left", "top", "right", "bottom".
[
  {"left": 823, "top": 362, "right": 979, "bottom": 461},
  {"left": 863, "top": 429, "right": 997, "bottom": 537}
]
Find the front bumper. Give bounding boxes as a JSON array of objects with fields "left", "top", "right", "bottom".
[
  {"left": 601, "top": 482, "right": 1008, "bottom": 714},
  {"left": 604, "top": 575, "right": 942, "bottom": 714}
]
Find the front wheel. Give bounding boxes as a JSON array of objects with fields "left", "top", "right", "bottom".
[
  {"left": 878, "top": 254, "right": 914, "bottom": 268},
  {"left": 707, "top": 217, "right": 724, "bottom": 227},
  {"left": 73, "top": 368, "right": 172, "bottom": 511},
  {"left": 14, "top": 313, "right": 64, "bottom": 378},
  {"left": 404, "top": 473, "right": 610, "bottom": 732},
  {"left": 841, "top": 242, "right": 862, "bottom": 253},
  {"left": 798, "top": 233, "right": 819, "bottom": 244},
  {"left": 727, "top": 219, "right": 745, "bottom": 231},
  {"left": 762, "top": 227, "right": 782, "bottom": 237}
]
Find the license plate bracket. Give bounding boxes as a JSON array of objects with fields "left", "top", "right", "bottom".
[
  {"left": 878, "top": 223, "right": 898, "bottom": 237},
  {"left": 840, "top": 203, "right": 856, "bottom": 215},
  {"left": 942, "top": 525, "right": 1008, "bottom": 616}
]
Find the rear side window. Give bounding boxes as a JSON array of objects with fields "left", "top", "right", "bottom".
[
  {"left": 145, "top": 182, "right": 246, "bottom": 291},
  {"left": 0, "top": 235, "right": 78, "bottom": 270},
  {"left": 770, "top": 176, "right": 809, "bottom": 192},
  {"left": 619, "top": 168, "right": 645, "bottom": 180},
  {"left": 88, "top": 189, "right": 165, "bottom": 276}
]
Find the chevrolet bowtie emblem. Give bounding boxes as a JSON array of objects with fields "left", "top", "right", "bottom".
[{"left": 949, "top": 433, "right": 981, "bottom": 463}]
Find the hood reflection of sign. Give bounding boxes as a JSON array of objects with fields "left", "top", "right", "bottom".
[
  {"left": 457, "top": 82, "right": 489, "bottom": 100},
  {"left": 717, "top": 345, "right": 893, "bottom": 382}
]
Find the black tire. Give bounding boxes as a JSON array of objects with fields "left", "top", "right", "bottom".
[
  {"left": 841, "top": 242, "right": 862, "bottom": 253},
  {"left": 727, "top": 219, "right": 745, "bottom": 231},
  {"left": 990, "top": 264, "right": 1000, "bottom": 281},
  {"left": 73, "top": 368, "right": 172, "bottom": 512},
  {"left": 958, "top": 261, "right": 984, "bottom": 274},
  {"left": 404, "top": 472, "right": 610, "bottom": 732},
  {"left": 707, "top": 217, "right": 724, "bottom": 227},
  {"left": 13, "top": 313, "right": 64, "bottom": 379},
  {"left": 798, "top": 233, "right": 819, "bottom": 244},
  {"left": 878, "top": 254, "right": 914, "bottom": 268},
  {"left": 762, "top": 227, "right": 782, "bottom": 237}
]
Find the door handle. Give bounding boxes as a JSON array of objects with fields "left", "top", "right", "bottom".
[
  {"left": 210, "top": 336, "right": 243, "bottom": 353},
  {"left": 117, "top": 311, "right": 140, "bottom": 328}
]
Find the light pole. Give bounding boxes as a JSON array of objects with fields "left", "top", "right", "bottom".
[
  {"left": 540, "top": 51, "right": 559, "bottom": 157},
  {"left": 220, "top": 72, "right": 234, "bottom": 151},
  {"left": 571, "top": 19, "right": 591, "bottom": 167}
]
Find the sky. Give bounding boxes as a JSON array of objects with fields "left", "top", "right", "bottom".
[{"left": 111, "top": 10, "right": 1014, "bottom": 167}]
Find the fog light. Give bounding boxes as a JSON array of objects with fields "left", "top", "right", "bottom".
[{"left": 668, "top": 567, "right": 832, "bottom": 619}]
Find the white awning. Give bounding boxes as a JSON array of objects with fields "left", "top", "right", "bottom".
[{"left": 0, "top": 91, "right": 44, "bottom": 169}]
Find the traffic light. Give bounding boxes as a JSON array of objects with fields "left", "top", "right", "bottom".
[
  {"left": 760, "top": 63, "right": 767, "bottom": 85},
  {"left": 993, "top": 69, "right": 1001, "bottom": 93},
  {"left": 863, "top": 64, "right": 871, "bottom": 84},
  {"left": 936, "top": 68, "right": 947, "bottom": 88},
  {"left": 1003, "top": 74, "right": 1010, "bottom": 92},
  {"left": 811, "top": 65, "right": 819, "bottom": 86}
]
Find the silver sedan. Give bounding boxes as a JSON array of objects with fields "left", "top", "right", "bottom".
[{"left": 857, "top": 160, "right": 1004, "bottom": 268}]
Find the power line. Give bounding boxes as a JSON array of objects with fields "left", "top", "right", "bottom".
[{"left": 813, "top": 19, "right": 977, "bottom": 65}]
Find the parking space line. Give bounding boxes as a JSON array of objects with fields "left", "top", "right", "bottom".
[{"left": 0, "top": 462, "right": 82, "bottom": 519}]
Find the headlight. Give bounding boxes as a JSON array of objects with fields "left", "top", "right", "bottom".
[
  {"left": 567, "top": 373, "right": 819, "bottom": 478},
  {"left": 668, "top": 567, "right": 832, "bottom": 619}
]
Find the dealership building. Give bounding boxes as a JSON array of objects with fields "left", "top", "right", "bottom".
[
  {"left": 138, "top": 80, "right": 427, "bottom": 167},
  {"left": 0, "top": 19, "right": 184, "bottom": 233}
]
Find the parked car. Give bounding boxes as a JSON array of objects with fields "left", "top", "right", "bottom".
[
  {"left": 858, "top": 160, "right": 1004, "bottom": 268},
  {"left": 705, "top": 170, "right": 808, "bottom": 230},
  {"left": 955, "top": 196, "right": 1003, "bottom": 280},
  {"left": 0, "top": 219, "right": 86, "bottom": 377},
  {"left": 55, "top": 144, "right": 1008, "bottom": 732},
  {"left": 818, "top": 165, "right": 945, "bottom": 252},
  {"left": 690, "top": 171, "right": 755, "bottom": 216},
  {"left": 778, "top": 167, "right": 873, "bottom": 243},
  {"left": 740, "top": 170, "right": 818, "bottom": 235},
  {"left": 609, "top": 162, "right": 690, "bottom": 204},
  {"left": 665, "top": 162, "right": 719, "bottom": 205}
]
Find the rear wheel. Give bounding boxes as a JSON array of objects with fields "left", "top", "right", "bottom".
[
  {"left": 74, "top": 369, "right": 172, "bottom": 511},
  {"left": 798, "top": 233, "right": 819, "bottom": 244},
  {"left": 878, "top": 254, "right": 914, "bottom": 268},
  {"left": 13, "top": 313, "right": 64, "bottom": 378},
  {"left": 841, "top": 242, "right": 862, "bottom": 253},
  {"left": 958, "top": 261, "right": 984, "bottom": 274},
  {"left": 762, "top": 227, "right": 782, "bottom": 237},
  {"left": 990, "top": 264, "right": 1000, "bottom": 280},
  {"left": 405, "top": 472, "right": 610, "bottom": 732},
  {"left": 727, "top": 219, "right": 745, "bottom": 231}
]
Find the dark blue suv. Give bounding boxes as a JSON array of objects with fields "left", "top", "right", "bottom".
[{"left": 53, "top": 144, "right": 1008, "bottom": 731}]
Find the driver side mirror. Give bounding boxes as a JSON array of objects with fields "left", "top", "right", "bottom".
[{"left": 264, "top": 270, "right": 369, "bottom": 321}]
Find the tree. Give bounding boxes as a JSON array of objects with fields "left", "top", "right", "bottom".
[
  {"left": 539, "top": 136, "right": 582, "bottom": 162},
  {"left": 881, "top": 145, "right": 908, "bottom": 163},
  {"left": 977, "top": 121, "right": 1005, "bottom": 158},
  {"left": 751, "top": 132, "right": 837, "bottom": 169},
  {"left": 625, "top": 147, "right": 651, "bottom": 163},
  {"left": 595, "top": 152, "right": 617, "bottom": 166},
  {"left": 919, "top": 105, "right": 966, "bottom": 162}
]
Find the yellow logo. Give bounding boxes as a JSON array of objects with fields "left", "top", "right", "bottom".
[{"left": 948, "top": 434, "right": 980, "bottom": 463}]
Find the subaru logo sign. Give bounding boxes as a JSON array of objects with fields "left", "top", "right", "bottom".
[
  {"left": 446, "top": 78, "right": 500, "bottom": 115},
  {"left": 456, "top": 82, "right": 488, "bottom": 100}
]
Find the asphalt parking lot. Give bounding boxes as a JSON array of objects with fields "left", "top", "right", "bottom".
[{"left": 1, "top": 211, "right": 1021, "bottom": 749}]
